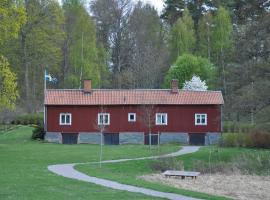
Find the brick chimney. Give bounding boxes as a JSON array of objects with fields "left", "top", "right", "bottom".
[
  {"left": 83, "top": 80, "right": 92, "bottom": 93},
  {"left": 171, "top": 79, "right": 179, "bottom": 93}
]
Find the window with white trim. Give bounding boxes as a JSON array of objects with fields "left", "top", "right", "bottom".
[
  {"left": 59, "top": 113, "right": 72, "bottom": 125},
  {"left": 156, "top": 113, "right": 167, "bottom": 125},
  {"left": 195, "top": 114, "right": 207, "bottom": 125},
  {"left": 128, "top": 113, "right": 136, "bottom": 122},
  {"left": 98, "top": 113, "right": 110, "bottom": 125}
]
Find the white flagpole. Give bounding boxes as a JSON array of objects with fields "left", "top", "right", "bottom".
[{"left": 44, "top": 70, "right": 46, "bottom": 130}]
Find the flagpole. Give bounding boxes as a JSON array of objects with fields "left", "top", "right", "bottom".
[{"left": 44, "top": 70, "right": 46, "bottom": 131}]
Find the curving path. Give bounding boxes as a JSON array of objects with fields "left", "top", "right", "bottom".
[{"left": 48, "top": 146, "right": 201, "bottom": 200}]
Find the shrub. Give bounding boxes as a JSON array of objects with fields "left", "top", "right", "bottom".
[
  {"left": 11, "top": 114, "right": 43, "bottom": 126},
  {"left": 32, "top": 125, "right": 45, "bottom": 140},
  {"left": 220, "top": 131, "right": 270, "bottom": 149},
  {"left": 249, "top": 131, "right": 270, "bottom": 149},
  {"left": 150, "top": 157, "right": 184, "bottom": 172}
]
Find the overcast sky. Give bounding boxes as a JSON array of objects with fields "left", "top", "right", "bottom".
[{"left": 58, "top": 0, "right": 164, "bottom": 13}]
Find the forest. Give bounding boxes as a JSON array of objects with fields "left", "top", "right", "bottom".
[{"left": 0, "top": 0, "right": 269, "bottom": 130}]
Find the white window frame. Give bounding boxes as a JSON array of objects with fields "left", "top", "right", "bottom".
[
  {"left": 59, "top": 113, "right": 72, "bottom": 125},
  {"left": 128, "top": 113, "right": 136, "bottom": 122},
  {"left": 155, "top": 113, "right": 168, "bottom": 125},
  {"left": 98, "top": 113, "right": 110, "bottom": 125},
  {"left": 195, "top": 113, "right": 207, "bottom": 125}
]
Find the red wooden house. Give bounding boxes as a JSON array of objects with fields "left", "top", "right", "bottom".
[{"left": 44, "top": 80, "right": 224, "bottom": 145}]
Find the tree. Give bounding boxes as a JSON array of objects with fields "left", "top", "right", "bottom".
[
  {"left": 0, "top": 0, "right": 25, "bottom": 111},
  {"left": 127, "top": 2, "right": 168, "bottom": 88},
  {"left": 63, "top": 0, "right": 107, "bottom": 89},
  {"left": 197, "top": 12, "right": 214, "bottom": 60},
  {"left": 164, "top": 54, "right": 214, "bottom": 88},
  {"left": 11, "top": 0, "right": 65, "bottom": 112},
  {"left": 212, "top": 6, "right": 233, "bottom": 95},
  {"left": 183, "top": 75, "right": 208, "bottom": 91},
  {"left": 0, "top": 0, "right": 26, "bottom": 45},
  {"left": 0, "top": 56, "right": 19, "bottom": 111},
  {"left": 161, "top": 0, "right": 216, "bottom": 26},
  {"left": 90, "top": 0, "right": 132, "bottom": 88},
  {"left": 169, "top": 8, "right": 196, "bottom": 62}
]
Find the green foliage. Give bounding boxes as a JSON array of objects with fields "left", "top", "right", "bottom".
[
  {"left": 31, "top": 125, "right": 45, "bottom": 140},
  {"left": 0, "top": 55, "right": 19, "bottom": 111},
  {"left": 212, "top": 7, "right": 233, "bottom": 55},
  {"left": 169, "top": 8, "right": 196, "bottom": 62},
  {"left": 164, "top": 54, "right": 214, "bottom": 88},
  {"left": 63, "top": 0, "right": 107, "bottom": 88},
  {"left": 220, "top": 132, "right": 270, "bottom": 149},
  {"left": 11, "top": 113, "right": 43, "bottom": 125},
  {"left": 0, "top": 0, "right": 26, "bottom": 44},
  {"left": 197, "top": 13, "right": 214, "bottom": 59}
]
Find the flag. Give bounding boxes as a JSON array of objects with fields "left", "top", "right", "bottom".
[{"left": 45, "top": 70, "right": 57, "bottom": 83}]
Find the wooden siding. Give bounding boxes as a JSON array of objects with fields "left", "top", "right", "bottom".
[{"left": 46, "top": 105, "right": 221, "bottom": 134}]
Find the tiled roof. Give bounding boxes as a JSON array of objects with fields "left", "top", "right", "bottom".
[{"left": 45, "top": 89, "right": 224, "bottom": 105}]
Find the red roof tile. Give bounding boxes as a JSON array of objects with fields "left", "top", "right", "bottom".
[{"left": 45, "top": 89, "right": 224, "bottom": 105}]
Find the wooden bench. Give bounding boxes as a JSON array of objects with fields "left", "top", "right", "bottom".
[{"left": 163, "top": 170, "right": 200, "bottom": 179}]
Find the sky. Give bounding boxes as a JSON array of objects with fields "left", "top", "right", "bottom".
[
  {"left": 58, "top": 0, "right": 164, "bottom": 13},
  {"left": 138, "top": 0, "right": 164, "bottom": 13}
]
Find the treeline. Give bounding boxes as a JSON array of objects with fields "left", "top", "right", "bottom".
[{"left": 0, "top": 0, "right": 269, "bottom": 128}]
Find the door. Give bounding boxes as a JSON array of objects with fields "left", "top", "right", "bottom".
[
  {"left": 104, "top": 133, "right": 119, "bottom": 145},
  {"left": 62, "top": 133, "right": 78, "bottom": 144},
  {"left": 145, "top": 134, "right": 158, "bottom": 145},
  {"left": 189, "top": 133, "right": 205, "bottom": 145}
]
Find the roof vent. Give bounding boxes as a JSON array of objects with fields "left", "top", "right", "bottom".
[
  {"left": 171, "top": 79, "right": 179, "bottom": 93},
  {"left": 83, "top": 80, "right": 92, "bottom": 93}
]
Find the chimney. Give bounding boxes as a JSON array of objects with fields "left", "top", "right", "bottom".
[
  {"left": 83, "top": 80, "right": 92, "bottom": 93},
  {"left": 171, "top": 79, "right": 179, "bottom": 93}
]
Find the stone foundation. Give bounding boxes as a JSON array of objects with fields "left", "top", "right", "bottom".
[
  {"left": 44, "top": 132, "right": 62, "bottom": 143},
  {"left": 160, "top": 132, "right": 189, "bottom": 144},
  {"left": 78, "top": 132, "right": 102, "bottom": 144},
  {"left": 205, "top": 132, "right": 221, "bottom": 145},
  {"left": 119, "top": 132, "right": 144, "bottom": 144}
]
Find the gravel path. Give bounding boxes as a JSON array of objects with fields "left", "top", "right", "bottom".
[{"left": 48, "top": 146, "right": 201, "bottom": 200}]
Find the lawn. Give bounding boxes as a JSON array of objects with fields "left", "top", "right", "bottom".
[
  {"left": 76, "top": 146, "right": 270, "bottom": 200},
  {"left": 0, "top": 126, "right": 179, "bottom": 200}
]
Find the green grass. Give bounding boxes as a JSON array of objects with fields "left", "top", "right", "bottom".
[
  {"left": 0, "top": 126, "right": 180, "bottom": 200},
  {"left": 76, "top": 152, "right": 231, "bottom": 200},
  {"left": 76, "top": 146, "right": 270, "bottom": 200}
]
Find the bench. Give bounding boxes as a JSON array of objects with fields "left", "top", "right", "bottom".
[{"left": 163, "top": 170, "right": 200, "bottom": 179}]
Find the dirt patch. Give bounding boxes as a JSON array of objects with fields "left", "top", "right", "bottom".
[{"left": 139, "top": 173, "right": 270, "bottom": 200}]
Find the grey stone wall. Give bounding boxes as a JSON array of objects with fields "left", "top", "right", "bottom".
[
  {"left": 205, "top": 132, "right": 221, "bottom": 145},
  {"left": 78, "top": 132, "right": 102, "bottom": 144},
  {"left": 119, "top": 132, "right": 144, "bottom": 144},
  {"left": 160, "top": 132, "right": 189, "bottom": 144},
  {"left": 45, "top": 132, "right": 62, "bottom": 143}
]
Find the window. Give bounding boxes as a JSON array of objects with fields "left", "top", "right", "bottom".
[
  {"left": 128, "top": 113, "right": 136, "bottom": 122},
  {"left": 195, "top": 114, "right": 207, "bottom": 125},
  {"left": 98, "top": 113, "right": 110, "bottom": 125},
  {"left": 156, "top": 113, "right": 167, "bottom": 125},
  {"left": 59, "top": 113, "right": 72, "bottom": 125}
]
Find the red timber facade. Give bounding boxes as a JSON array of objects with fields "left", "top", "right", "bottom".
[{"left": 44, "top": 80, "right": 224, "bottom": 145}]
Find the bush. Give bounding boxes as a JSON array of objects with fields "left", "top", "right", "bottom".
[
  {"left": 11, "top": 114, "right": 43, "bottom": 126},
  {"left": 150, "top": 157, "right": 184, "bottom": 172},
  {"left": 32, "top": 126, "right": 45, "bottom": 140},
  {"left": 220, "top": 131, "right": 270, "bottom": 149}
]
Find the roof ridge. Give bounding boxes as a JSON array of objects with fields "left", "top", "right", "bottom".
[{"left": 46, "top": 89, "right": 222, "bottom": 93}]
